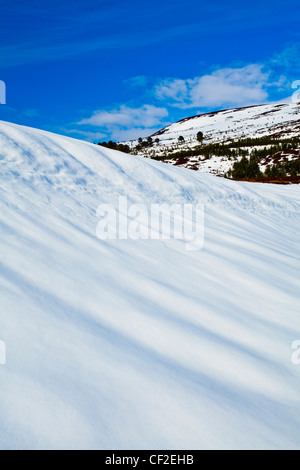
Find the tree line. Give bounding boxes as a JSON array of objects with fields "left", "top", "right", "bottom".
[{"left": 226, "top": 155, "right": 300, "bottom": 179}]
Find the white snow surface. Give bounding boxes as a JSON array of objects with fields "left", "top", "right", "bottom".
[{"left": 0, "top": 120, "right": 299, "bottom": 450}]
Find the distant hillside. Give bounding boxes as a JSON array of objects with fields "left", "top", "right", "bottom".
[{"left": 119, "top": 102, "right": 300, "bottom": 180}]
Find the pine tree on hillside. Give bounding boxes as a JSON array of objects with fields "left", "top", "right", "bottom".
[{"left": 197, "top": 132, "right": 204, "bottom": 143}]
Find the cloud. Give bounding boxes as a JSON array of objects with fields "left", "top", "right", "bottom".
[
  {"left": 110, "top": 127, "right": 159, "bottom": 142},
  {"left": 77, "top": 104, "right": 169, "bottom": 141},
  {"left": 124, "top": 76, "right": 149, "bottom": 88},
  {"left": 0, "top": 2, "right": 216, "bottom": 69},
  {"left": 22, "top": 108, "right": 39, "bottom": 117},
  {"left": 155, "top": 79, "right": 189, "bottom": 103},
  {"left": 270, "top": 43, "right": 300, "bottom": 73},
  {"left": 62, "top": 128, "right": 107, "bottom": 141},
  {"left": 154, "top": 65, "right": 271, "bottom": 109}
]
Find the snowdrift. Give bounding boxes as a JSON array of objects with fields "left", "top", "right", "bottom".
[{"left": 0, "top": 121, "right": 299, "bottom": 450}]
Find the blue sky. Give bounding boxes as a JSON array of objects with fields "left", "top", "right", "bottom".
[{"left": 0, "top": 0, "right": 299, "bottom": 141}]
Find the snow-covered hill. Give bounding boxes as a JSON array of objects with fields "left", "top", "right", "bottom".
[
  {"left": 0, "top": 120, "right": 299, "bottom": 450},
  {"left": 151, "top": 101, "right": 300, "bottom": 145},
  {"left": 124, "top": 102, "right": 300, "bottom": 176}
]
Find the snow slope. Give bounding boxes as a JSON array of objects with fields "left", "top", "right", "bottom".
[{"left": 0, "top": 120, "right": 299, "bottom": 450}]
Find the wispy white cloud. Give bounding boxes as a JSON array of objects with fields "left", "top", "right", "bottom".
[
  {"left": 60, "top": 128, "right": 107, "bottom": 141},
  {"left": 155, "top": 79, "right": 189, "bottom": 103},
  {"left": 110, "top": 127, "right": 160, "bottom": 142},
  {"left": 270, "top": 43, "right": 300, "bottom": 72},
  {"left": 78, "top": 104, "right": 168, "bottom": 127},
  {"left": 124, "top": 76, "right": 149, "bottom": 88},
  {"left": 22, "top": 108, "right": 39, "bottom": 117},
  {"left": 77, "top": 104, "right": 169, "bottom": 141},
  {"left": 0, "top": 2, "right": 220, "bottom": 69},
  {"left": 154, "top": 65, "right": 271, "bottom": 109}
]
